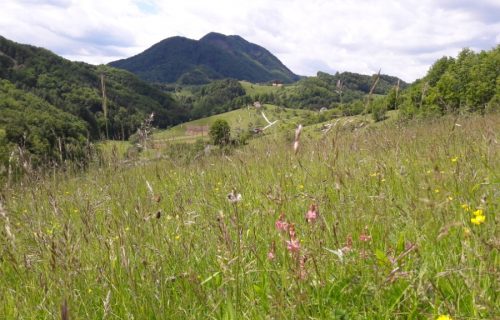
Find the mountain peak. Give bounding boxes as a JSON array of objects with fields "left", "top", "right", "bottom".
[
  {"left": 109, "top": 33, "right": 299, "bottom": 84},
  {"left": 199, "top": 32, "right": 227, "bottom": 41}
]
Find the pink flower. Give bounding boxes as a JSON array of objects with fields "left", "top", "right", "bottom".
[
  {"left": 359, "top": 226, "right": 371, "bottom": 242},
  {"left": 305, "top": 204, "right": 318, "bottom": 223},
  {"left": 275, "top": 213, "right": 288, "bottom": 232},
  {"left": 268, "top": 241, "right": 276, "bottom": 261},
  {"left": 359, "top": 233, "right": 371, "bottom": 242},
  {"left": 267, "top": 251, "right": 275, "bottom": 261},
  {"left": 341, "top": 234, "right": 353, "bottom": 253},
  {"left": 286, "top": 239, "right": 300, "bottom": 253}
]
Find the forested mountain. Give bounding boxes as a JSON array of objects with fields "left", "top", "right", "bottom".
[
  {"left": 0, "top": 35, "right": 187, "bottom": 164},
  {"left": 109, "top": 32, "right": 300, "bottom": 84}
]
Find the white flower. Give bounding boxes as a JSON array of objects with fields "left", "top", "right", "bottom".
[{"left": 227, "top": 191, "right": 242, "bottom": 203}]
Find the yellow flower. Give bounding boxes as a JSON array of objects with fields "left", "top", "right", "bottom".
[
  {"left": 461, "top": 204, "right": 469, "bottom": 211},
  {"left": 471, "top": 215, "right": 485, "bottom": 225},
  {"left": 472, "top": 209, "right": 483, "bottom": 216},
  {"left": 298, "top": 184, "right": 304, "bottom": 190},
  {"left": 450, "top": 157, "right": 458, "bottom": 163},
  {"left": 437, "top": 315, "right": 452, "bottom": 320},
  {"left": 370, "top": 172, "right": 379, "bottom": 177},
  {"left": 175, "top": 235, "right": 180, "bottom": 240},
  {"left": 434, "top": 189, "right": 440, "bottom": 193},
  {"left": 447, "top": 196, "right": 453, "bottom": 201}
]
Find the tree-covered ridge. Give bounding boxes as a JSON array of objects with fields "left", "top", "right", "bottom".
[
  {"left": 239, "top": 71, "right": 406, "bottom": 111},
  {"left": 0, "top": 35, "right": 186, "bottom": 141},
  {"left": 399, "top": 46, "right": 499, "bottom": 116},
  {"left": 109, "top": 32, "right": 300, "bottom": 84},
  {"left": 0, "top": 79, "right": 88, "bottom": 166},
  {"left": 189, "top": 79, "right": 248, "bottom": 118}
]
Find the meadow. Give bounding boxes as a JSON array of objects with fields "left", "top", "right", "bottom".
[{"left": 0, "top": 114, "right": 498, "bottom": 319}]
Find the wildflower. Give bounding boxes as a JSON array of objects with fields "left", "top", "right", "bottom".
[
  {"left": 341, "top": 234, "right": 353, "bottom": 253},
  {"left": 275, "top": 213, "right": 288, "bottom": 231},
  {"left": 369, "top": 172, "right": 379, "bottom": 177},
  {"left": 451, "top": 157, "right": 458, "bottom": 163},
  {"left": 298, "top": 184, "right": 304, "bottom": 190},
  {"left": 447, "top": 196, "right": 453, "bottom": 201},
  {"left": 227, "top": 190, "right": 242, "bottom": 203},
  {"left": 434, "top": 189, "right": 440, "bottom": 193},
  {"left": 305, "top": 204, "right": 318, "bottom": 223},
  {"left": 175, "top": 235, "right": 180, "bottom": 240},
  {"left": 461, "top": 203, "right": 469, "bottom": 211},
  {"left": 436, "top": 315, "right": 452, "bottom": 320},
  {"left": 359, "top": 227, "right": 371, "bottom": 242},
  {"left": 286, "top": 239, "right": 300, "bottom": 253},
  {"left": 267, "top": 241, "right": 276, "bottom": 261},
  {"left": 471, "top": 214, "right": 485, "bottom": 225},
  {"left": 472, "top": 209, "right": 483, "bottom": 216}
]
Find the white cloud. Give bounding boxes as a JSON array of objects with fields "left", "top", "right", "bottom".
[{"left": 0, "top": 0, "right": 498, "bottom": 82}]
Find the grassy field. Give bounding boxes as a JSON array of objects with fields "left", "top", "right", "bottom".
[
  {"left": 1, "top": 114, "right": 499, "bottom": 319},
  {"left": 239, "top": 81, "right": 290, "bottom": 96},
  {"left": 152, "top": 104, "right": 315, "bottom": 143}
]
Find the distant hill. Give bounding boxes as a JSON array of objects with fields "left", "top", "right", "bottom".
[
  {"left": 109, "top": 32, "right": 300, "bottom": 84},
  {"left": 0, "top": 35, "right": 187, "bottom": 165},
  {"left": 233, "top": 71, "right": 408, "bottom": 111}
]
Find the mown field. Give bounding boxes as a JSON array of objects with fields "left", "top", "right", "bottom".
[{"left": 0, "top": 114, "right": 499, "bottom": 319}]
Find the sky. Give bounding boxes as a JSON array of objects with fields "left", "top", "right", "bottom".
[{"left": 0, "top": 0, "right": 499, "bottom": 82}]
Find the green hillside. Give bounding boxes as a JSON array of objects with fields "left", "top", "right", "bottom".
[
  {"left": 0, "top": 35, "right": 187, "bottom": 165},
  {"left": 109, "top": 32, "right": 300, "bottom": 84},
  {"left": 151, "top": 104, "right": 314, "bottom": 143}
]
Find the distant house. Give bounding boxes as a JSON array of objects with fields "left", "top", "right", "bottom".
[
  {"left": 320, "top": 107, "right": 328, "bottom": 113},
  {"left": 253, "top": 101, "right": 262, "bottom": 108},
  {"left": 272, "top": 80, "right": 283, "bottom": 87}
]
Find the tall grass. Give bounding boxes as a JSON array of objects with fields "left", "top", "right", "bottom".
[{"left": 0, "top": 115, "right": 498, "bottom": 319}]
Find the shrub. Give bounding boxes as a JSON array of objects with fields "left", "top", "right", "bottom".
[{"left": 209, "top": 119, "right": 231, "bottom": 146}]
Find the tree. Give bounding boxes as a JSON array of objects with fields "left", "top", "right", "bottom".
[{"left": 209, "top": 119, "right": 231, "bottom": 146}]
